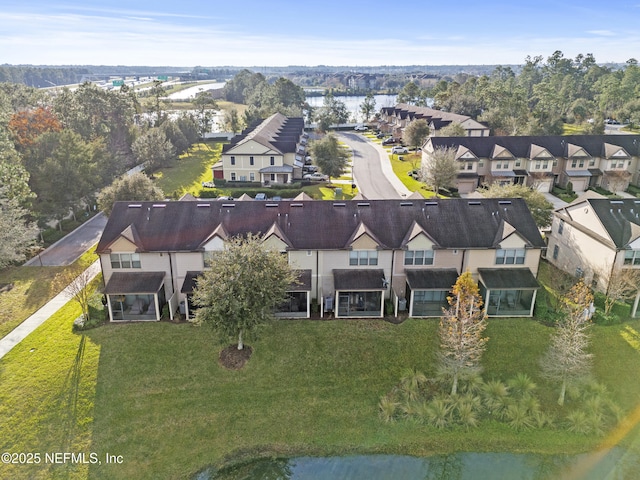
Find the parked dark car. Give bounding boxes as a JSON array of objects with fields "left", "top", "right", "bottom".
[{"left": 382, "top": 137, "right": 399, "bottom": 145}]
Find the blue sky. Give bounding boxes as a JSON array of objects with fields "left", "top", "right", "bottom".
[{"left": 3, "top": 0, "right": 640, "bottom": 66}]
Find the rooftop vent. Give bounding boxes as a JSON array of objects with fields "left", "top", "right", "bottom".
[
  {"left": 357, "top": 202, "right": 370, "bottom": 207},
  {"left": 221, "top": 203, "right": 236, "bottom": 208},
  {"left": 291, "top": 203, "right": 304, "bottom": 207},
  {"left": 128, "top": 204, "right": 142, "bottom": 208},
  {"left": 468, "top": 201, "right": 482, "bottom": 205},
  {"left": 265, "top": 203, "right": 279, "bottom": 207},
  {"left": 152, "top": 204, "right": 166, "bottom": 208},
  {"left": 424, "top": 201, "right": 438, "bottom": 206},
  {"left": 197, "top": 203, "right": 211, "bottom": 207},
  {"left": 400, "top": 202, "right": 413, "bottom": 206},
  {"left": 498, "top": 200, "right": 512, "bottom": 205},
  {"left": 333, "top": 203, "right": 346, "bottom": 207}
]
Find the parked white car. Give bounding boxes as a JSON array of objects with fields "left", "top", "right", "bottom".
[
  {"left": 391, "top": 146, "right": 408, "bottom": 154},
  {"left": 303, "top": 173, "right": 329, "bottom": 182},
  {"left": 354, "top": 125, "right": 368, "bottom": 131}
]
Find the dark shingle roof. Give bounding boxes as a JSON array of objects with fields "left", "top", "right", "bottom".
[
  {"left": 428, "top": 135, "right": 640, "bottom": 159},
  {"left": 406, "top": 269, "right": 459, "bottom": 289},
  {"left": 478, "top": 268, "right": 540, "bottom": 289},
  {"left": 333, "top": 269, "right": 386, "bottom": 290},
  {"left": 97, "top": 199, "right": 545, "bottom": 254},
  {"left": 104, "top": 272, "right": 166, "bottom": 294},
  {"left": 583, "top": 198, "right": 640, "bottom": 248}
]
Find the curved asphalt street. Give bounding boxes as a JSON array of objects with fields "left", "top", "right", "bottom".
[{"left": 337, "top": 132, "right": 411, "bottom": 199}]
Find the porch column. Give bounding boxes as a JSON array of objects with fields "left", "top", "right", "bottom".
[
  {"left": 632, "top": 291, "right": 640, "bottom": 317},
  {"left": 484, "top": 290, "right": 491, "bottom": 315},
  {"left": 106, "top": 295, "right": 114, "bottom": 322},
  {"left": 529, "top": 290, "right": 538, "bottom": 317}
]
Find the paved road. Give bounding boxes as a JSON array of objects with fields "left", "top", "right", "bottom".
[
  {"left": 25, "top": 212, "right": 107, "bottom": 266},
  {"left": 337, "top": 132, "right": 411, "bottom": 199}
]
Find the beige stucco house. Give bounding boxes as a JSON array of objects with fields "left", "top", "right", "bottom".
[
  {"left": 96, "top": 197, "right": 545, "bottom": 322},
  {"left": 546, "top": 192, "right": 640, "bottom": 316},
  {"left": 213, "top": 113, "right": 307, "bottom": 185}
]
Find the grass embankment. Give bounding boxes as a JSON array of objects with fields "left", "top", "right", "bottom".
[
  {"left": 153, "top": 143, "right": 223, "bottom": 198},
  {"left": 2, "top": 310, "right": 640, "bottom": 479},
  {"left": 0, "top": 248, "right": 98, "bottom": 339}
]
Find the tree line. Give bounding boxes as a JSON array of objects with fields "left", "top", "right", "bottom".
[
  {"left": 397, "top": 50, "right": 640, "bottom": 135},
  {"left": 0, "top": 80, "right": 218, "bottom": 266}
]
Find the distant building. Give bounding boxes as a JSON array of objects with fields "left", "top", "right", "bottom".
[{"left": 379, "top": 103, "right": 490, "bottom": 138}]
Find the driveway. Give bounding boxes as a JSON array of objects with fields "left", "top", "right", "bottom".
[
  {"left": 25, "top": 212, "right": 108, "bottom": 266},
  {"left": 337, "top": 132, "right": 411, "bottom": 199}
]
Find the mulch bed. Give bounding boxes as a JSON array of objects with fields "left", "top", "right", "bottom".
[{"left": 219, "top": 344, "right": 253, "bottom": 370}]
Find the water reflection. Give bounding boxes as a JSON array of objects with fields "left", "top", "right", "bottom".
[{"left": 195, "top": 449, "right": 632, "bottom": 480}]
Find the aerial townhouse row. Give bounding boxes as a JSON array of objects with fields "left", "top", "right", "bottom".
[
  {"left": 378, "top": 103, "right": 491, "bottom": 138},
  {"left": 212, "top": 113, "right": 307, "bottom": 185},
  {"left": 96, "top": 197, "right": 545, "bottom": 323},
  {"left": 422, "top": 134, "right": 640, "bottom": 194}
]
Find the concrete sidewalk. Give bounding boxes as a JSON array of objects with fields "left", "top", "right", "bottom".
[{"left": 0, "top": 260, "right": 101, "bottom": 360}]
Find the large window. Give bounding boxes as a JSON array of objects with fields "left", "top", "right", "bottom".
[
  {"left": 495, "top": 248, "right": 525, "bottom": 265},
  {"left": 110, "top": 253, "right": 141, "bottom": 269},
  {"left": 404, "top": 249, "right": 434, "bottom": 266},
  {"left": 349, "top": 250, "right": 378, "bottom": 266},
  {"left": 624, "top": 250, "right": 640, "bottom": 266}
]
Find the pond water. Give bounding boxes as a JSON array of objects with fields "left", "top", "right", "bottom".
[
  {"left": 195, "top": 449, "right": 637, "bottom": 480},
  {"left": 305, "top": 94, "right": 398, "bottom": 123}
]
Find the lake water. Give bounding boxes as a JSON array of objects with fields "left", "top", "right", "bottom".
[
  {"left": 195, "top": 449, "right": 636, "bottom": 480},
  {"left": 305, "top": 94, "right": 398, "bottom": 123}
]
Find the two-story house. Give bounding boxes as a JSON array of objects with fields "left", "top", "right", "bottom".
[
  {"left": 547, "top": 192, "right": 640, "bottom": 316},
  {"left": 213, "top": 113, "right": 307, "bottom": 185},
  {"left": 423, "top": 135, "right": 640, "bottom": 194},
  {"left": 96, "top": 198, "right": 545, "bottom": 322},
  {"left": 379, "top": 104, "right": 490, "bottom": 139}
]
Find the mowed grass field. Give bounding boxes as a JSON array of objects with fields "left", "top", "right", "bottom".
[{"left": 2, "top": 306, "right": 640, "bottom": 479}]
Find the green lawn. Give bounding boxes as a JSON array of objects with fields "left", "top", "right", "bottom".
[
  {"left": 153, "top": 143, "right": 223, "bottom": 198},
  {"left": 2, "top": 308, "right": 640, "bottom": 479},
  {"left": 0, "top": 248, "right": 98, "bottom": 338}
]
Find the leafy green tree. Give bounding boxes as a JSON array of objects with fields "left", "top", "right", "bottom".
[
  {"left": 193, "top": 234, "right": 297, "bottom": 351},
  {"left": 0, "top": 187, "right": 38, "bottom": 268},
  {"left": 224, "top": 108, "right": 242, "bottom": 134},
  {"left": 30, "top": 129, "right": 101, "bottom": 219},
  {"left": 162, "top": 120, "right": 190, "bottom": 155},
  {"left": 404, "top": 119, "right": 430, "bottom": 151},
  {"left": 192, "top": 90, "right": 218, "bottom": 137},
  {"left": 53, "top": 82, "right": 137, "bottom": 160},
  {"left": 314, "top": 92, "right": 349, "bottom": 132},
  {"left": 145, "top": 80, "right": 168, "bottom": 126},
  {"left": 437, "top": 271, "right": 488, "bottom": 395},
  {"left": 438, "top": 122, "right": 466, "bottom": 137},
  {"left": 308, "top": 134, "right": 350, "bottom": 181},
  {"left": 419, "top": 146, "right": 458, "bottom": 196},
  {"left": 359, "top": 93, "right": 376, "bottom": 122},
  {"left": 540, "top": 279, "right": 594, "bottom": 406},
  {"left": 97, "top": 172, "right": 164, "bottom": 216},
  {"left": 397, "top": 81, "right": 421, "bottom": 105},
  {"left": 222, "top": 70, "right": 265, "bottom": 104},
  {"left": 0, "top": 90, "right": 35, "bottom": 204},
  {"left": 480, "top": 183, "right": 553, "bottom": 229},
  {"left": 132, "top": 128, "right": 175, "bottom": 172}
]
